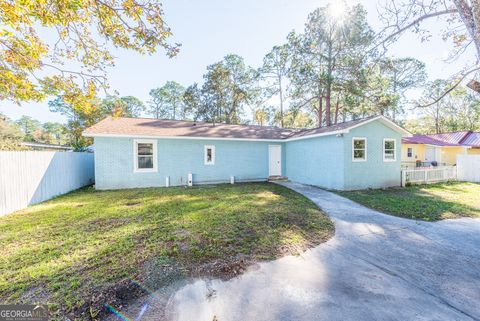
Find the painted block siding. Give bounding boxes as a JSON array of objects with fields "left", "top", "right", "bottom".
[
  {"left": 94, "top": 137, "right": 285, "bottom": 190},
  {"left": 343, "top": 121, "right": 402, "bottom": 190},
  {"left": 286, "top": 121, "right": 402, "bottom": 190},
  {"left": 285, "top": 135, "right": 345, "bottom": 190}
]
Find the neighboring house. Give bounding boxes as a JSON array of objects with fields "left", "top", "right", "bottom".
[
  {"left": 21, "top": 142, "right": 73, "bottom": 151},
  {"left": 402, "top": 131, "right": 480, "bottom": 168},
  {"left": 83, "top": 115, "right": 411, "bottom": 191}
]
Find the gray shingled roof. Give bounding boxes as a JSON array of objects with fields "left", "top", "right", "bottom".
[{"left": 83, "top": 115, "right": 401, "bottom": 140}]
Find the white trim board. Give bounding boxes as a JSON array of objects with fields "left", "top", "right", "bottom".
[
  {"left": 352, "top": 137, "right": 367, "bottom": 162},
  {"left": 383, "top": 138, "right": 397, "bottom": 162},
  {"left": 133, "top": 139, "right": 158, "bottom": 173},
  {"left": 204, "top": 145, "right": 215, "bottom": 165},
  {"left": 83, "top": 130, "right": 350, "bottom": 142},
  {"left": 268, "top": 144, "right": 282, "bottom": 176}
]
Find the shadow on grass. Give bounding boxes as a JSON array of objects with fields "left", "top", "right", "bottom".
[
  {"left": 338, "top": 182, "right": 480, "bottom": 221},
  {"left": 0, "top": 183, "right": 334, "bottom": 320}
]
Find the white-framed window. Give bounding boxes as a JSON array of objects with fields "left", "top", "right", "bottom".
[
  {"left": 133, "top": 139, "right": 157, "bottom": 172},
  {"left": 352, "top": 137, "right": 367, "bottom": 162},
  {"left": 383, "top": 138, "right": 396, "bottom": 162},
  {"left": 204, "top": 145, "right": 215, "bottom": 165},
  {"left": 407, "top": 147, "right": 413, "bottom": 158}
]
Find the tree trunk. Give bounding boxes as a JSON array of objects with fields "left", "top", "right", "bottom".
[
  {"left": 279, "top": 74, "right": 284, "bottom": 128},
  {"left": 392, "top": 69, "right": 398, "bottom": 121},
  {"left": 325, "top": 38, "right": 333, "bottom": 127},
  {"left": 453, "top": 0, "right": 480, "bottom": 59},
  {"left": 325, "top": 87, "right": 331, "bottom": 126},
  {"left": 334, "top": 99, "right": 340, "bottom": 124},
  {"left": 318, "top": 96, "right": 323, "bottom": 127}
]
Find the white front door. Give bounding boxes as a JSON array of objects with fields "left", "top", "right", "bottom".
[
  {"left": 269, "top": 145, "right": 282, "bottom": 176},
  {"left": 425, "top": 147, "right": 436, "bottom": 162}
]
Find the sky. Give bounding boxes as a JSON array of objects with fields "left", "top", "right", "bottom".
[{"left": 0, "top": 0, "right": 475, "bottom": 124}]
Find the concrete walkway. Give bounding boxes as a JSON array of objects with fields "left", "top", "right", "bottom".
[{"left": 158, "top": 183, "right": 480, "bottom": 321}]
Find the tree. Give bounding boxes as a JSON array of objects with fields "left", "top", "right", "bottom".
[
  {"left": 358, "top": 63, "right": 399, "bottom": 117},
  {"left": 455, "top": 93, "right": 480, "bottom": 130},
  {"left": 415, "top": 80, "right": 480, "bottom": 133},
  {"left": 402, "top": 117, "right": 436, "bottom": 134},
  {"left": 148, "top": 81, "right": 186, "bottom": 119},
  {"left": 0, "top": 0, "right": 179, "bottom": 112},
  {"left": 42, "top": 122, "right": 68, "bottom": 145},
  {"left": 184, "top": 55, "right": 259, "bottom": 124},
  {"left": 120, "top": 96, "right": 146, "bottom": 117},
  {"left": 0, "top": 113, "right": 25, "bottom": 150},
  {"left": 377, "top": 0, "right": 480, "bottom": 60},
  {"left": 442, "top": 86, "right": 480, "bottom": 131},
  {"left": 376, "top": 0, "right": 480, "bottom": 103},
  {"left": 282, "top": 108, "right": 315, "bottom": 128},
  {"left": 101, "top": 95, "right": 145, "bottom": 117},
  {"left": 254, "top": 106, "right": 275, "bottom": 126},
  {"left": 260, "top": 45, "right": 291, "bottom": 127},
  {"left": 417, "top": 80, "right": 451, "bottom": 133},
  {"left": 376, "top": 57, "right": 427, "bottom": 120},
  {"left": 149, "top": 87, "right": 170, "bottom": 119},
  {"left": 15, "top": 116, "right": 41, "bottom": 142},
  {"left": 49, "top": 97, "right": 106, "bottom": 149},
  {"left": 289, "top": 3, "right": 374, "bottom": 127},
  {"left": 183, "top": 83, "right": 209, "bottom": 120}
]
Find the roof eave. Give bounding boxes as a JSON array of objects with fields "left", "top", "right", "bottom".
[
  {"left": 82, "top": 132, "right": 287, "bottom": 142},
  {"left": 83, "top": 130, "right": 350, "bottom": 142}
]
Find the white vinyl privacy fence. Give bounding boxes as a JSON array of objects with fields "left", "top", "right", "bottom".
[
  {"left": 0, "top": 151, "right": 94, "bottom": 216},
  {"left": 401, "top": 166, "right": 456, "bottom": 186},
  {"left": 457, "top": 154, "right": 480, "bottom": 182}
]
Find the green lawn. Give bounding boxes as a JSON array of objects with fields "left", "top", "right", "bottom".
[
  {"left": 337, "top": 182, "right": 480, "bottom": 221},
  {"left": 0, "top": 182, "right": 333, "bottom": 319}
]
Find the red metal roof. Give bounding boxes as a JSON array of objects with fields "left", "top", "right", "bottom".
[
  {"left": 428, "top": 131, "right": 471, "bottom": 144},
  {"left": 402, "top": 131, "right": 480, "bottom": 147},
  {"left": 461, "top": 132, "right": 480, "bottom": 147},
  {"left": 402, "top": 135, "right": 461, "bottom": 146}
]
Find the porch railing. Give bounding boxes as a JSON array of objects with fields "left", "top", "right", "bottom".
[
  {"left": 401, "top": 161, "right": 448, "bottom": 169},
  {"left": 401, "top": 166, "right": 457, "bottom": 187}
]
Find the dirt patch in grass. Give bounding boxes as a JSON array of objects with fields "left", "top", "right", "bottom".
[
  {"left": 337, "top": 182, "right": 480, "bottom": 221},
  {"left": 0, "top": 183, "right": 333, "bottom": 320}
]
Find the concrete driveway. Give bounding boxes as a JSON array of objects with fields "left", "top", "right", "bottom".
[
  {"left": 160, "top": 182, "right": 480, "bottom": 321},
  {"left": 110, "top": 182, "right": 478, "bottom": 321}
]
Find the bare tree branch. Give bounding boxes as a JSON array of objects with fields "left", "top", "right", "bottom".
[
  {"left": 417, "top": 66, "right": 480, "bottom": 108},
  {"left": 374, "top": 8, "right": 458, "bottom": 50}
]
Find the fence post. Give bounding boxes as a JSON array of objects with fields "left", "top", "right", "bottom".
[
  {"left": 424, "top": 169, "right": 428, "bottom": 184},
  {"left": 401, "top": 170, "right": 406, "bottom": 187}
]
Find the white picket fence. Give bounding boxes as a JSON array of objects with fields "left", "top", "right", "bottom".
[
  {"left": 457, "top": 154, "right": 480, "bottom": 182},
  {"left": 401, "top": 166, "right": 457, "bottom": 186},
  {"left": 0, "top": 151, "right": 94, "bottom": 216}
]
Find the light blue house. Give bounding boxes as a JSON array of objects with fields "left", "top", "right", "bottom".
[{"left": 83, "top": 115, "right": 411, "bottom": 190}]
